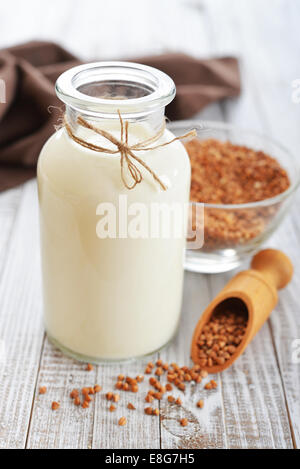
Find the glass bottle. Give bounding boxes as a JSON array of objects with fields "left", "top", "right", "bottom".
[{"left": 37, "top": 62, "right": 190, "bottom": 362}]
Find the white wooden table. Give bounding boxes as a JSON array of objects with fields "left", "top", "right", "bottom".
[{"left": 0, "top": 0, "right": 299, "bottom": 449}]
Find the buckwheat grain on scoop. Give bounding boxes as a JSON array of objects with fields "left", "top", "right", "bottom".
[{"left": 196, "top": 309, "right": 248, "bottom": 368}]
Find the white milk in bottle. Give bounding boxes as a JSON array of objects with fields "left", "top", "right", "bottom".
[{"left": 38, "top": 62, "right": 191, "bottom": 361}]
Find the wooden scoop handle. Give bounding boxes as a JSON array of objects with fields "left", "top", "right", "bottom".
[{"left": 251, "top": 249, "right": 293, "bottom": 290}]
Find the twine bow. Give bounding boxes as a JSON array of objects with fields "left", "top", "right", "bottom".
[{"left": 64, "top": 111, "right": 196, "bottom": 190}]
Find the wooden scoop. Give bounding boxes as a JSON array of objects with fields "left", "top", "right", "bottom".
[{"left": 191, "top": 249, "right": 293, "bottom": 373}]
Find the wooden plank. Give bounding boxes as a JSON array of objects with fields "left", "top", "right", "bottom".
[
  {"left": 26, "top": 337, "right": 97, "bottom": 449},
  {"left": 221, "top": 0, "right": 300, "bottom": 448},
  {"left": 209, "top": 272, "right": 293, "bottom": 449},
  {"left": 203, "top": 0, "right": 295, "bottom": 448},
  {"left": 157, "top": 5, "right": 230, "bottom": 443},
  {"left": 0, "top": 181, "right": 44, "bottom": 449},
  {"left": 267, "top": 209, "right": 300, "bottom": 448},
  {"left": 28, "top": 331, "right": 161, "bottom": 448},
  {"left": 171, "top": 34, "right": 290, "bottom": 445},
  {"left": 0, "top": 0, "right": 213, "bottom": 60},
  {"left": 242, "top": 5, "right": 300, "bottom": 443},
  {"left": 160, "top": 272, "right": 227, "bottom": 449},
  {"left": 0, "top": 187, "right": 22, "bottom": 268},
  {"left": 159, "top": 0, "right": 294, "bottom": 442},
  {"left": 92, "top": 360, "right": 160, "bottom": 449}
]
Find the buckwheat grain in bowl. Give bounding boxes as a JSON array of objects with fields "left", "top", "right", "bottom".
[{"left": 167, "top": 121, "right": 300, "bottom": 273}]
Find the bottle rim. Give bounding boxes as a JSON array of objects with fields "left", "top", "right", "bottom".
[{"left": 55, "top": 61, "right": 176, "bottom": 118}]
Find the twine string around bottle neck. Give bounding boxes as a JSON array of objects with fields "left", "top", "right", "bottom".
[{"left": 64, "top": 110, "right": 196, "bottom": 190}]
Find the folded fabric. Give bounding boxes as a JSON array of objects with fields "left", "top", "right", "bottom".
[{"left": 0, "top": 41, "right": 240, "bottom": 192}]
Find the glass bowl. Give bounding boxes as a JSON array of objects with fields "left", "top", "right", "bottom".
[{"left": 167, "top": 120, "right": 300, "bottom": 273}]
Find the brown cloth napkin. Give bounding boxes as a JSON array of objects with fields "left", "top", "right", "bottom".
[{"left": 0, "top": 41, "right": 240, "bottom": 192}]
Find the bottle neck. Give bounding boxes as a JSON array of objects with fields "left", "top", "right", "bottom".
[
  {"left": 56, "top": 61, "right": 175, "bottom": 140},
  {"left": 65, "top": 105, "right": 166, "bottom": 146},
  {"left": 63, "top": 103, "right": 170, "bottom": 191}
]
